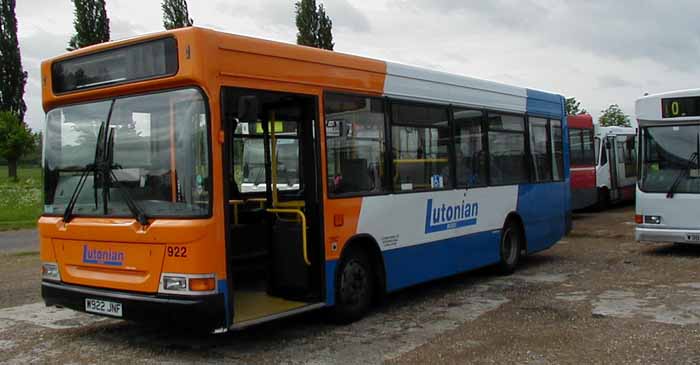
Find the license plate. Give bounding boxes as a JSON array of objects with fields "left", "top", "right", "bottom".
[
  {"left": 85, "top": 298, "right": 123, "bottom": 317},
  {"left": 686, "top": 234, "right": 700, "bottom": 243}
]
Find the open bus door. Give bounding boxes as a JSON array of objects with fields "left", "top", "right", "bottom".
[
  {"left": 222, "top": 87, "right": 325, "bottom": 328},
  {"left": 606, "top": 136, "right": 620, "bottom": 201}
]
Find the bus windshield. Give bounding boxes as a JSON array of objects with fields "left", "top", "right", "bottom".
[
  {"left": 641, "top": 124, "right": 700, "bottom": 194},
  {"left": 44, "top": 88, "right": 211, "bottom": 218}
]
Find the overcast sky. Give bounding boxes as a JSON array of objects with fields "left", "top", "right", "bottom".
[{"left": 15, "top": 0, "right": 700, "bottom": 131}]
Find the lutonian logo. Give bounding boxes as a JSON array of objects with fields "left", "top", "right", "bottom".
[
  {"left": 424, "top": 198, "right": 479, "bottom": 234},
  {"left": 82, "top": 245, "right": 125, "bottom": 266}
]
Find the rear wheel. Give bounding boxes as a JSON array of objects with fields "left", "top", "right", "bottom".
[
  {"left": 331, "top": 249, "right": 374, "bottom": 324},
  {"left": 498, "top": 220, "right": 522, "bottom": 275}
]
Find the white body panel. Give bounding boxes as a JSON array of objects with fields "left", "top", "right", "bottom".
[
  {"left": 635, "top": 89, "right": 700, "bottom": 243},
  {"left": 384, "top": 62, "right": 527, "bottom": 113},
  {"left": 636, "top": 88, "right": 700, "bottom": 124},
  {"left": 357, "top": 186, "right": 519, "bottom": 252}
]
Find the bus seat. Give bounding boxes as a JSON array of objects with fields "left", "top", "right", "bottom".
[{"left": 340, "top": 159, "right": 371, "bottom": 192}]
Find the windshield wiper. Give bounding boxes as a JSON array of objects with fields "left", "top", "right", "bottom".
[
  {"left": 63, "top": 122, "right": 106, "bottom": 223},
  {"left": 104, "top": 128, "right": 149, "bottom": 226},
  {"left": 667, "top": 151, "right": 699, "bottom": 199}
]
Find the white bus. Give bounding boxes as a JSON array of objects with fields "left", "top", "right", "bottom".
[
  {"left": 635, "top": 89, "right": 700, "bottom": 244},
  {"left": 595, "top": 125, "right": 637, "bottom": 208}
]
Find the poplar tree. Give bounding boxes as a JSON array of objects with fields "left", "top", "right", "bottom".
[
  {"left": 162, "top": 0, "right": 193, "bottom": 30},
  {"left": 0, "top": 0, "right": 33, "bottom": 179},
  {"left": 0, "top": 0, "right": 27, "bottom": 120},
  {"left": 68, "top": 0, "right": 110, "bottom": 51},
  {"left": 295, "top": 0, "right": 334, "bottom": 51}
]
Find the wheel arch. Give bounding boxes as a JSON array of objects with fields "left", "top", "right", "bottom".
[
  {"left": 504, "top": 211, "right": 528, "bottom": 254},
  {"left": 337, "top": 234, "right": 387, "bottom": 301}
]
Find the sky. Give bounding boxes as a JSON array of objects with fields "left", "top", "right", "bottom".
[{"left": 15, "top": 0, "right": 700, "bottom": 132}]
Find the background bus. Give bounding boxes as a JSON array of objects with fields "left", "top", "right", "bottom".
[
  {"left": 569, "top": 115, "right": 597, "bottom": 210},
  {"left": 39, "top": 27, "right": 569, "bottom": 332},
  {"left": 595, "top": 125, "right": 637, "bottom": 208},
  {"left": 635, "top": 89, "right": 700, "bottom": 244}
]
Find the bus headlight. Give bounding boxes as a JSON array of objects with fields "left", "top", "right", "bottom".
[
  {"left": 645, "top": 216, "right": 662, "bottom": 225},
  {"left": 159, "top": 273, "right": 217, "bottom": 295},
  {"left": 162, "top": 276, "right": 187, "bottom": 291},
  {"left": 41, "top": 262, "right": 61, "bottom": 282}
]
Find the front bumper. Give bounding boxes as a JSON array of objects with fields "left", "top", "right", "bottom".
[
  {"left": 42, "top": 281, "right": 227, "bottom": 331},
  {"left": 635, "top": 227, "right": 700, "bottom": 244}
]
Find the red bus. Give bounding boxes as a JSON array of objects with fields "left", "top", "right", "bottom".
[{"left": 568, "top": 115, "right": 597, "bottom": 210}]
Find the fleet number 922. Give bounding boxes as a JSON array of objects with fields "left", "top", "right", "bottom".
[{"left": 167, "top": 246, "right": 187, "bottom": 258}]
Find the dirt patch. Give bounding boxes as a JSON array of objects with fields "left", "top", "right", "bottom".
[{"left": 0, "top": 252, "right": 41, "bottom": 309}]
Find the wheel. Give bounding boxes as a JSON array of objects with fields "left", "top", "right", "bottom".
[
  {"left": 498, "top": 220, "right": 522, "bottom": 275},
  {"left": 331, "top": 248, "right": 374, "bottom": 324}
]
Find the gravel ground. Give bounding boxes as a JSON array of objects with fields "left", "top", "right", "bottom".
[{"left": 2, "top": 204, "right": 700, "bottom": 364}]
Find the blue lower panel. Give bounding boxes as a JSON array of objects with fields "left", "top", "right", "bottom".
[
  {"left": 517, "top": 183, "right": 567, "bottom": 253},
  {"left": 325, "top": 260, "right": 338, "bottom": 305},
  {"left": 217, "top": 279, "right": 231, "bottom": 327},
  {"left": 383, "top": 230, "right": 501, "bottom": 292}
]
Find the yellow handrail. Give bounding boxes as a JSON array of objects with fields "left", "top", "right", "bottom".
[
  {"left": 267, "top": 208, "right": 310, "bottom": 266},
  {"left": 229, "top": 200, "right": 245, "bottom": 225}
]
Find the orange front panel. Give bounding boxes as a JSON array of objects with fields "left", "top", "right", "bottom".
[
  {"left": 53, "top": 239, "right": 165, "bottom": 292},
  {"left": 38, "top": 216, "right": 227, "bottom": 292}
]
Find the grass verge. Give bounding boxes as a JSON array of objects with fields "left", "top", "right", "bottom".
[{"left": 0, "top": 166, "right": 42, "bottom": 231}]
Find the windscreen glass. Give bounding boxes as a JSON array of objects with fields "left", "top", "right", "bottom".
[
  {"left": 44, "top": 88, "right": 210, "bottom": 217},
  {"left": 641, "top": 125, "right": 700, "bottom": 194}
]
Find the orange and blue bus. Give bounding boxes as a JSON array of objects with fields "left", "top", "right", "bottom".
[{"left": 39, "top": 27, "right": 570, "bottom": 332}]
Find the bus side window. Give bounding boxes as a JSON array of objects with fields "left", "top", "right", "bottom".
[
  {"left": 550, "top": 119, "right": 564, "bottom": 181},
  {"left": 488, "top": 113, "right": 528, "bottom": 185},
  {"left": 600, "top": 141, "right": 608, "bottom": 166},
  {"left": 454, "top": 108, "right": 487, "bottom": 187},
  {"left": 324, "top": 93, "right": 386, "bottom": 196},
  {"left": 391, "top": 103, "right": 451, "bottom": 192}
]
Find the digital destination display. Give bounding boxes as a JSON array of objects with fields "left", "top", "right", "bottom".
[
  {"left": 52, "top": 37, "right": 178, "bottom": 94},
  {"left": 662, "top": 96, "right": 700, "bottom": 118}
]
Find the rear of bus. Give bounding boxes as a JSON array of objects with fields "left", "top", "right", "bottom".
[
  {"left": 568, "top": 114, "right": 597, "bottom": 210},
  {"left": 39, "top": 30, "right": 227, "bottom": 330},
  {"left": 636, "top": 90, "right": 700, "bottom": 244}
]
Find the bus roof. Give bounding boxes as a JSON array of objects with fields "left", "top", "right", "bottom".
[
  {"left": 636, "top": 88, "right": 700, "bottom": 123},
  {"left": 42, "top": 26, "right": 564, "bottom": 118},
  {"left": 596, "top": 125, "right": 636, "bottom": 137}
]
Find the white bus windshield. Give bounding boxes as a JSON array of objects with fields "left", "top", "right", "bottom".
[{"left": 641, "top": 125, "right": 700, "bottom": 194}]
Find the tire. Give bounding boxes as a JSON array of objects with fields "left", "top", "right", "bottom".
[
  {"left": 498, "top": 220, "right": 522, "bottom": 275},
  {"left": 331, "top": 248, "right": 374, "bottom": 324}
]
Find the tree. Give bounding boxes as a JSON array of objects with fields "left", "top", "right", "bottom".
[
  {"left": 162, "top": 0, "right": 193, "bottom": 30},
  {"left": 0, "top": 0, "right": 27, "bottom": 121},
  {"left": 295, "top": 0, "right": 334, "bottom": 51},
  {"left": 566, "top": 97, "right": 587, "bottom": 116},
  {"left": 0, "top": 111, "right": 34, "bottom": 180},
  {"left": 599, "top": 104, "right": 631, "bottom": 127},
  {"left": 68, "top": 0, "right": 110, "bottom": 51},
  {"left": 316, "top": 4, "right": 334, "bottom": 50}
]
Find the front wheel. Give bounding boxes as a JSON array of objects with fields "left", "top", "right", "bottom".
[
  {"left": 498, "top": 220, "right": 522, "bottom": 275},
  {"left": 331, "top": 249, "right": 374, "bottom": 324}
]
